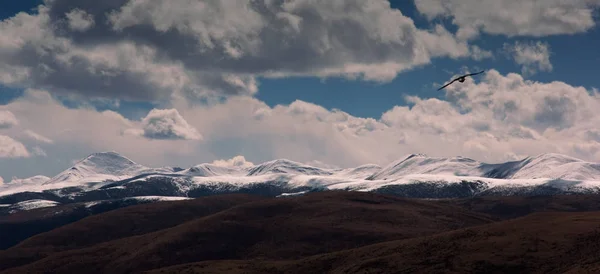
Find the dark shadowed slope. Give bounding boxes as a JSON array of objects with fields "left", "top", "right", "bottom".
[
  {"left": 0, "top": 197, "right": 195, "bottom": 250},
  {"left": 442, "top": 194, "right": 600, "bottom": 220},
  {"left": 148, "top": 211, "right": 600, "bottom": 274},
  {"left": 0, "top": 194, "right": 265, "bottom": 271},
  {"left": 0, "top": 203, "right": 91, "bottom": 250},
  {"left": 6, "top": 192, "right": 600, "bottom": 274},
  {"left": 0, "top": 191, "right": 493, "bottom": 274}
]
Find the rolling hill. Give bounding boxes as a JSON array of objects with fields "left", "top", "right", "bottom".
[{"left": 3, "top": 191, "right": 600, "bottom": 273}]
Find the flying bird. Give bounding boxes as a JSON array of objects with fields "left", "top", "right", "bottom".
[{"left": 437, "top": 70, "right": 485, "bottom": 91}]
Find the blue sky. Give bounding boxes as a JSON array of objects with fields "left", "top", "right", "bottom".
[{"left": 1, "top": 0, "right": 600, "bottom": 181}]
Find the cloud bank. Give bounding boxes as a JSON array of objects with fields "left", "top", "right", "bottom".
[
  {"left": 414, "top": 0, "right": 600, "bottom": 40},
  {"left": 2, "top": 70, "right": 599, "bottom": 178},
  {"left": 504, "top": 41, "right": 553, "bottom": 75}
]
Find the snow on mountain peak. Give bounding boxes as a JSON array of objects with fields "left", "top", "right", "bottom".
[
  {"left": 4, "top": 150, "right": 600, "bottom": 199},
  {"left": 247, "top": 158, "right": 334, "bottom": 176},
  {"left": 180, "top": 163, "right": 249, "bottom": 177},
  {"left": 72, "top": 151, "right": 145, "bottom": 174},
  {"left": 42, "top": 151, "right": 147, "bottom": 185},
  {"left": 510, "top": 153, "right": 600, "bottom": 180},
  {"left": 528, "top": 153, "right": 583, "bottom": 163},
  {"left": 332, "top": 164, "right": 382, "bottom": 179},
  {"left": 367, "top": 154, "right": 483, "bottom": 180}
]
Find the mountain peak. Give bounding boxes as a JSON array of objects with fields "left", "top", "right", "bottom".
[
  {"left": 74, "top": 151, "right": 144, "bottom": 173},
  {"left": 406, "top": 153, "right": 428, "bottom": 159},
  {"left": 247, "top": 158, "right": 333, "bottom": 176},
  {"left": 529, "top": 153, "right": 583, "bottom": 162},
  {"left": 81, "top": 151, "right": 133, "bottom": 162},
  {"left": 43, "top": 151, "right": 147, "bottom": 185},
  {"left": 367, "top": 153, "right": 483, "bottom": 180}
]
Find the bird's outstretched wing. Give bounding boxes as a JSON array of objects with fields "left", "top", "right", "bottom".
[
  {"left": 437, "top": 70, "right": 485, "bottom": 90},
  {"left": 463, "top": 70, "right": 485, "bottom": 77},
  {"left": 437, "top": 78, "right": 458, "bottom": 91}
]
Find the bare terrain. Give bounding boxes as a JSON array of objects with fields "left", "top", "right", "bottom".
[{"left": 2, "top": 191, "right": 600, "bottom": 273}]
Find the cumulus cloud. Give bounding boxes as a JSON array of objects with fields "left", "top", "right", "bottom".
[
  {"left": 65, "top": 8, "right": 95, "bottom": 31},
  {"left": 211, "top": 155, "right": 254, "bottom": 168},
  {"left": 0, "top": 0, "right": 479, "bottom": 102},
  {"left": 416, "top": 24, "right": 470, "bottom": 59},
  {"left": 470, "top": 45, "right": 494, "bottom": 61},
  {"left": 503, "top": 41, "right": 553, "bottom": 75},
  {"left": 0, "top": 135, "right": 30, "bottom": 158},
  {"left": 414, "top": 0, "right": 600, "bottom": 39},
  {"left": 128, "top": 108, "right": 203, "bottom": 141},
  {"left": 0, "top": 110, "right": 19, "bottom": 129}
]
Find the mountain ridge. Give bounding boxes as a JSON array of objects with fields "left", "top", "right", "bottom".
[
  {"left": 1, "top": 151, "right": 600, "bottom": 215},
  {"left": 14, "top": 151, "right": 600, "bottom": 184}
]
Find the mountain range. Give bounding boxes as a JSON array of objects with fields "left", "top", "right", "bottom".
[{"left": 1, "top": 151, "right": 600, "bottom": 215}]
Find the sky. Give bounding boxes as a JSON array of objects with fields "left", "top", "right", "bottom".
[{"left": 1, "top": 0, "right": 600, "bottom": 181}]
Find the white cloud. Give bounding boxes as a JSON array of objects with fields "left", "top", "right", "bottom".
[
  {"left": 0, "top": 110, "right": 19, "bottom": 129},
  {"left": 503, "top": 41, "right": 553, "bottom": 75},
  {"left": 0, "top": 135, "right": 30, "bottom": 158},
  {"left": 176, "top": 69, "right": 600, "bottom": 166},
  {"left": 470, "top": 45, "right": 494, "bottom": 61},
  {"left": 0, "top": 0, "right": 474, "bottom": 102},
  {"left": 130, "top": 108, "right": 203, "bottom": 141},
  {"left": 211, "top": 155, "right": 254, "bottom": 168},
  {"left": 65, "top": 8, "right": 95, "bottom": 32},
  {"left": 23, "top": 130, "right": 54, "bottom": 144},
  {"left": 414, "top": 0, "right": 600, "bottom": 39},
  {"left": 416, "top": 24, "right": 470, "bottom": 59},
  {"left": 2, "top": 70, "right": 600, "bottom": 179}
]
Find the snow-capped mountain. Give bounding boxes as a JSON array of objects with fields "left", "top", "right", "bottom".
[
  {"left": 333, "top": 164, "right": 382, "bottom": 179},
  {"left": 2, "top": 151, "right": 600, "bottom": 214},
  {"left": 507, "top": 153, "right": 600, "bottom": 181},
  {"left": 42, "top": 152, "right": 149, "bottom": 186},
  {"left": 246, "top": 159, "right": 334, "bottom": 176},
  {"left": 366, "top": 154, "right": 484, "bottom": 180},
  {"left": 178, "top": 163, "right": 249, "bottom": 177}
]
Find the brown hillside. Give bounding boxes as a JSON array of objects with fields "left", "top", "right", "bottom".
[
  {"left": 149, "top": 211, "right": 600, "bottom": 274},
  {"left": 444, "top": 194, "right": 600, "bottom": 219},
  {"left": 0, "top": 191, "right": 493, "bottom": 274},
  {"left": 0, "top": 194, "right": 264, "bottom": 271}
]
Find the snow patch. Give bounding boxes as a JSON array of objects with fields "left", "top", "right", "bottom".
[
  {"left": 10, "top": 199, "right": 60, "bottom": 211},
  {"left": 124, "top": 196, "right": 193, "bottom": 202},
  {"left": 277, "top": 191, "right": 309, "bottom": 197}
]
